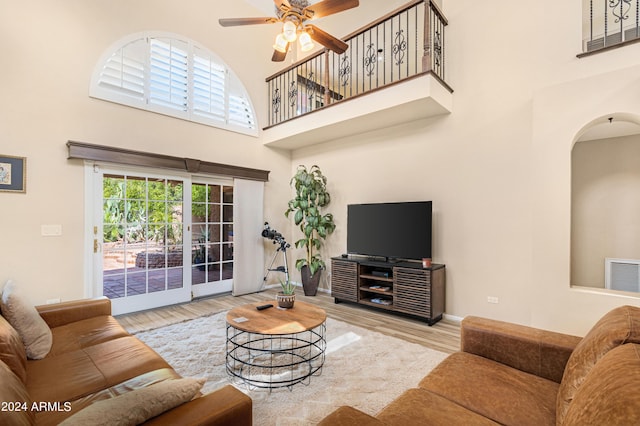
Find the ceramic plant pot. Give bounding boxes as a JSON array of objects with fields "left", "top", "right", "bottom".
[
  {"left": 276, "top": 292, "right": 295, "bottom": 309},
  {"left": 301, "top": 265, "right": 321, "bottom": 296}
]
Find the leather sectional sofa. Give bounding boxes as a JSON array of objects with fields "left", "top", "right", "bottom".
[
  {"left": 0, "top": 295, "right": 252, "bottom": 425},
  {"left": 319, "top": 305, "right": 640, "bottom": 425}
]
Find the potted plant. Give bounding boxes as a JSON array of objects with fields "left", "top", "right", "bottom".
[
  {"left": 276, "top": 278, "right": 296, "bottom": 309},
  {"left": 285, "top": 165, "right": 336, "bottom": 296}
]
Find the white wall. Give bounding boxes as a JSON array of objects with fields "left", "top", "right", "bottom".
[
  {"left": 2, "top": 0, "right": 640, "bottom": 336},
  {"left": 531, "top": 65, "right": 640, "bottom": 334},
  {"left": 288, "top": 0, "right": 640, "bottom": 335},
  {"left": 0, "top": 0, "right": 292, "bottom": 303}
]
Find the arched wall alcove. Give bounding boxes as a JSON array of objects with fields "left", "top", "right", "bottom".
[
  {"left": 530, "top": 64, "right": 640, "bottom": 335},
  {"left": 571, "top": 112, "right": 640, "bottom": 294}
]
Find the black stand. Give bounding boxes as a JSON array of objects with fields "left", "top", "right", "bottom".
[{"left": 263, "top": 239, "right": 290, "bottom": 288}]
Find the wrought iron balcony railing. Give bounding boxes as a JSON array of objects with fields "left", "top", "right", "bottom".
[
  {"left": 265, "top": 0, "right": 448, "bottom": 128},
  {"left": 583, "top": 0, "right": 640, "bottom": 53}
]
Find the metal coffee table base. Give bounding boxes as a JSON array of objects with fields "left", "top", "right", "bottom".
[{"left": 226, "top": 323, "right": 326, "bottom": 390}]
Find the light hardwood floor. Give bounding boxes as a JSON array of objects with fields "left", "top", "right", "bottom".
[{"left": 116, "top": 288, "right": 461, "bottom": 354}]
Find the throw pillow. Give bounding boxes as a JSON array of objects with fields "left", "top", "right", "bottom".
[
  {"left": 0, "top": 280, "right": 53, "bottom": 359},
  {"left": 59, "top": 377, "right": 205, "bottom": 425}
]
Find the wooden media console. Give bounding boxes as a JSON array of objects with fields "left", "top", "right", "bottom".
[{"left": 330, "top": 257, "right": 445, "bottom": 325}]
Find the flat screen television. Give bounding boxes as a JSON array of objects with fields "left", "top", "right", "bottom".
[{"left": 347, "top": 201, "right": 432, "bottom": 261}]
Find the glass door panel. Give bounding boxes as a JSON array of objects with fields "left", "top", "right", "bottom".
[
  {"left": 100, "top": 172, "right": 189, "bottom": 314},
  {"left": 191, "top": 182, "right": 233, "bottom": 297}
]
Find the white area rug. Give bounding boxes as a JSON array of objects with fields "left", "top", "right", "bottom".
[{"left": 135, "top": 311, "right": 448, "bottom": 425}]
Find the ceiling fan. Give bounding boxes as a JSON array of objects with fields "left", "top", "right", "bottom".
[{"left": 219, "top": 0, "right": 360, "bottom": 62}]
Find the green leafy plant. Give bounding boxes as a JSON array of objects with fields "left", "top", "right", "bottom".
[
  {"left": 284, "top": 165, "right": 336, "bottom": 277},
  {"left": 102, "top": 176, "right": 183, "bottom": 245},
  {"left": 279, "top": 278, "right": 296, "bottom": 295}
]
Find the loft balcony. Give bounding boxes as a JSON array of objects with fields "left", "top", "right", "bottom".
[
  {"left": 580, "top": 0, "right": 640, "bottom": 56},
  {"left": 262, "top": 0, "right": 452, "bottom": 150}
]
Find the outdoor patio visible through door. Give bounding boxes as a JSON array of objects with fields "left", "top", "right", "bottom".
[
  {"left": 90, "top": 166, "right": 236, "bottom": 314},
  {"left": 98, "top": 170, "right": 190, "bottom": 314}
]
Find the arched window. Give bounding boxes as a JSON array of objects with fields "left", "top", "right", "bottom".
[{"left": 90, "top": 32, "right": 257, "bottom": 136}]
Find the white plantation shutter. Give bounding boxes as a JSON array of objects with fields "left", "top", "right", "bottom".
[
  {"left": 90, "top": 32, "right": 257, "bottom": 136},
  {"left": 98, "top": 38, "right": 145, "bottom": 100},
  {"left": 228, "top": 95, "right": 256, "bottom": 130},
  {"left": 149, "top": 38, "right": 188, "bottom": 111},
  {"left": 193, "top": 48, "right": 226, "bottom": 122}
]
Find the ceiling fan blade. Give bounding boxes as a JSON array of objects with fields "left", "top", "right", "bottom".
[
  {"left": 305, "top": 0, "right": 359, "bottom": 19},
  {"left": 218, "top": 17, "right": 278, "bottom": 27},
  {"left": 272, "top": 45, "right": 289, "bottom": 62},
  {"left": 306, "top": 24, "right": 348, "bottom": 54},
  {"left": 274, "top": 0, "right": 291, "bottom": 9}
]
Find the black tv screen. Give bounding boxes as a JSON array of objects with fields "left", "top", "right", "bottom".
[{"left": 347, "top": 201, "right": 432, "bottom": 261}]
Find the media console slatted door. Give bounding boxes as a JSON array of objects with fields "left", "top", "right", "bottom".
[
  {"left": 331, "top": 257, "right": 446, "bottom": 325},
  {"left": 330, "top": 259, "right": 358, "bottom": 302}
]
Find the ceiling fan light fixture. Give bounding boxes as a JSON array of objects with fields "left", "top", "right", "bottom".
[
  {"left": 273, "top": 33, "right": 288, "bottom": 53},
  {"left": 219, "top": 0, "right": 360, "bottom": 62},
  {"left": 282, "top": 20, "right": 298, "bottom": 42},
  {"left": 299, "top": 31, "right": 314, "bottom": 52}
]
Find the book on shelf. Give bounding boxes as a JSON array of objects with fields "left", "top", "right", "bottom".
[
  {"left": 370, "top": 297, "right": 392, "bottom": 306},
  {"left": 369, "top": 285, "right": 391, "bottom": 292}
]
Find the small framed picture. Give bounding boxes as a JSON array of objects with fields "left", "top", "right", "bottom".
[{"left": 0, "top": 155, "right": 26, "bottom": 193}]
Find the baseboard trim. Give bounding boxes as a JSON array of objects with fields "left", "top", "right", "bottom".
[{"left": 443, "top": 313, "right": 462, "bottom": 323}]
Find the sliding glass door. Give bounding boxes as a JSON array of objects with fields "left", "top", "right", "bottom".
[{"left": 90, "top": 166, "right": 236, "bottom": 314}]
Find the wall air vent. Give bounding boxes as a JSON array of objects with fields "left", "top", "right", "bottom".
[{"left": 605, "top": 258, "right": 640, "bottom": 292}]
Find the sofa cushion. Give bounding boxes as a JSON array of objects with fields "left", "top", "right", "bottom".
[
  {"left": 26, "top": 348, "right": 108, "bottom": 404},
  {"left": 58, "top": 377, "right": 205, "bottom": 426},
  {"left": 81, "top": 336, "right": 171, "bottom": 386},
  {"left": 420, "top": 352, "right": 558, "bottom": 426},
  {"left": 377, "top": 388, "right": 500, "bottom": 426},
  {"left": 562, "top": 344, "right": 640, "bottom": 425},
  {"left": 33, "top": 368, "right": 181, "bottom": 426},
  {"left": 0, "top": 314, "right": 27, "bottom": 384},
  {"left": 1, "top": 280, "right": 52, "bottom": 360},
  {"left": 48, "top": 315, "right": 130, "bottom": 356},
  {"left": 0, "top": 360, "right": 35, "bottom": 426},
  {"left": 556, "top": 305, "right": 640, "bottom": 423},
  {"left": 27, "top": 336, "right": 170, "bottom": 403}
]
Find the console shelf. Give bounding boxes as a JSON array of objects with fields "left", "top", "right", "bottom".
[
  {"left": 359, "top": 274, "right": 393, "bottom": 283},
  {"left": 359, "top": 285, "right": 393, "bottom": 295},
  {"left": 331, "top": 257, "right": 445, "bottom": 325}
]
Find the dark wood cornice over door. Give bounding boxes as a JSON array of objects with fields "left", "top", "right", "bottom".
[{"left": 67, "top": 141, "right": 270, "bottom": 181}]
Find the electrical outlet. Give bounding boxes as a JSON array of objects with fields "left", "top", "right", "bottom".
[
  {"left": 46, "top": 298, "right": 61, "bottom": 304},
  {"left": 487, "top": 296, "right": 499, "bottom": 304}
]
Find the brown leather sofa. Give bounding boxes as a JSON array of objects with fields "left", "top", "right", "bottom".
[
  {"left": 0, "top": 298, "right": 252, "bottom": 425},
  {"left": 319, "top": 305, "right": 640, "bottom": 426}
]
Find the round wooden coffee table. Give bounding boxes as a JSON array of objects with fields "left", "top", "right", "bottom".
[{"left": 225, "top": 300, "right": 327, "bottom": 390}]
